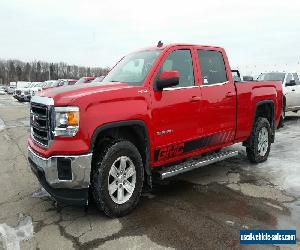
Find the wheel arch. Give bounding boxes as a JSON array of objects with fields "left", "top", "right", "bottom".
[
  {"left": 90, "top": 120, "right": 152, "bottom": 186},
  {"left": 243, "top": 100, "right": 275, "bottom": 147}
]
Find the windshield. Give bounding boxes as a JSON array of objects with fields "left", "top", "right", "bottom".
[
  {"left": 91, "top": 76, "right": 105, "bottom": 83},
  {"left": 257, "top": 73, "right": 285, "bottom": 82},
  {"left": 75, "top": 78, "right": 88, "bottom": 84},
  {"left": 102, "top": 50, "right": 162, "bottom": 86}
]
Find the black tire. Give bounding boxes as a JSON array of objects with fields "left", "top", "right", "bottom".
[
  {"left": 91, "top": 140, "right": 144, "bottom": 217},
  {"left": 246, "top": 117, "right": 272, "bottom": 163}
]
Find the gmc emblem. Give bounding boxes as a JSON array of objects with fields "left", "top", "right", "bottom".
[{"left": 157, "top": 143, "right": 184, "bottom": 161}]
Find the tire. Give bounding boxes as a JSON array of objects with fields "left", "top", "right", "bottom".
[
  {"left": 91, "top": 140, "right": 144, "bottom": 217},
  {"left": 246, "top": 117, "right": 272, "bottom": 163}
]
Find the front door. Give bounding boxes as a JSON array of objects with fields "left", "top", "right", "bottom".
[
  {"left": 286, "top": 73, "right": 300, "bottom": 109},
  {"left": 151, "top": 48, "right": 201, "bottom": 164}
]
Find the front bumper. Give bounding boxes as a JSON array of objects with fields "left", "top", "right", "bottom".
[{"left": 28, "top": 146, "right": 92, "bottom": 206}]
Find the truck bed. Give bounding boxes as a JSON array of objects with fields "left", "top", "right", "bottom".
[{"left": 235, "top": 80, "right": 283, "bottom": 142}]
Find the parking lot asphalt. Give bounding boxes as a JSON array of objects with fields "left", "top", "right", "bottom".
[{"left": 0, "top": 94, "right": 299, "bottom": 250}]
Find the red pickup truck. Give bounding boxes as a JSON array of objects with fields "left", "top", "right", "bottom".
[{"left": 28, "top": 43, "right": 283, "bottom": 217}]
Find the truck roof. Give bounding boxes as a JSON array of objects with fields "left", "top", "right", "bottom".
[{"left": 139, "top": 43, "right": 224, "bottom": 51}]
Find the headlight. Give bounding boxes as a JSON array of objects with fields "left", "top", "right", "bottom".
[{"left": 53, "top": 106, "right": 79, "bottom": 137}]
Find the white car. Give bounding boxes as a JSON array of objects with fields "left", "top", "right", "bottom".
[
  {"left": 0, "top": 87, "right": 5, "bottom": 95},
  {"left": 14, "top": 82, "right": 34, "bottom": 102},
  {"left": 7, "top": 86, "right": 15, "bottom": 94},
  {"left": 257, "top": 72, "right": 300, "bottom": 118}
]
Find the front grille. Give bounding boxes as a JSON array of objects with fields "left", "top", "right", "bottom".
[
  {"left": 30, "top": 102, "right": 52, "bottom": 147},
  {"left": 16, "top": 90, "right": 21, "bottom": 95}
]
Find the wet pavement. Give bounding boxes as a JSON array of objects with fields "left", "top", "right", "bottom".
[{"left": 0, "top": 94, "right": 299, "bottom": 249}]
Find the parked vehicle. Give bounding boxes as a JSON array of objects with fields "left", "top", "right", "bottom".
[
  {"left": 75, "top": 76, "right": 96, "bottom": 84},
  {"left": 6, "top": 86, "right": 15, "bottom": 94},
  {"left": 0, "top": 87, "right": 5, "bottom": 95},
  {"left": 16, "top": 81, "right": 31, "bottom": 89},
  {"left": 57, "top": 79, "right": 78, "bottom": 86},
  {"left": 29, "top": 82, "right": 44, "bottom": 99},
  {"left": 5, "top": 86, "right": 15, "bottom": 95},
  {"left": 28, "top": 43, "right": 283, "bottom": 217},
  {"left": 10, "top": 82, "right": 17, "bottom": 88},
  {"left": 41, "top": 80, "right": 60, "bottom": 90},
  {"left": 257, "top": 72, "right": 300, "bottom": 122},
  {"left": 14, "top": 82, "right": 37, "bottom": 101},
  {"left": 14, "top": 82, "right": 32, "bottom": 100}
]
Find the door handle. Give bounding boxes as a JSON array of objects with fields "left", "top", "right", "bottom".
[
  {"left": 190, "top": 96, "right": 201, "bottom": 102},
  {"left": 225, "top": 92, "right": 235, "bottom": 98}
]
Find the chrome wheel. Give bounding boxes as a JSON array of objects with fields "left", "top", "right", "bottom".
[
  {"left": 108, "top": 156, "right": 136, "bottom": 204},
  {"left": 258, "top": 127, "right": 269, "bottom": 157}
]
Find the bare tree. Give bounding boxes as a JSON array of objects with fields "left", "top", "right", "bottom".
[{"left": 0, "top": 59, "right": 110, "bottom": 85}]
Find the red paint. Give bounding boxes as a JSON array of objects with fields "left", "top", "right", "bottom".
[
  {"left": 159, "top": 70, "right": 179, "bottom": 80},
  {"left": 28, "top": 44, "right": 283, "bottom": 169}
]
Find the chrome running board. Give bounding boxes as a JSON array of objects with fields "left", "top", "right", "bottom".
[{"left": 159, "top": 150, "right": 239, "bottom": 180}]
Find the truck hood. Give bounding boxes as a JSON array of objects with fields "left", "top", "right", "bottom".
[{"left": 39, "top": 82, "right": 130, "bottom": 104}]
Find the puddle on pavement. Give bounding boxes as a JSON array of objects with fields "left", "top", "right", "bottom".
[
  {"left": 277, "top": 198, "right": 300, "bottom": 236},
  {"left": 27, "top": 177, "right": 299, "bottom": 249},
  {"left": 0, "top": 214, "right": 33, "bottom": 250},
  {"left": 77, "top": 180, "right": 293, "bottom": 249}
]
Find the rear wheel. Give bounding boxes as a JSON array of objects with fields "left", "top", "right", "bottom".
[
  {"left": 92, "top": 140, "right": 144, "bottom": 217},
  {"left": 246, "top": 117, "right": 271, "bottom": 163}
]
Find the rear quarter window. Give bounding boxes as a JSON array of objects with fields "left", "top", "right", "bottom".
[{"left": 198, "top": 50, "right": 228, "bottom": 85}]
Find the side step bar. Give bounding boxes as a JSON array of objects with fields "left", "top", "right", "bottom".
[{"left": 159, "top": 150, "right": 239, "bottom": 180}]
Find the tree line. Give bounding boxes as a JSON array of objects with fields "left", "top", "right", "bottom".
[{"left": 0, "top": 59, "right": 110, "bottom": 85}]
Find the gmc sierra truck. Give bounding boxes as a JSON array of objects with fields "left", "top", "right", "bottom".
[{"left": 28, "top": 43, "right": 283, "bottom": 217}]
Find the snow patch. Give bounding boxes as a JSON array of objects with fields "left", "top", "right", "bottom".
[
  {"left": 32, "top": 187, "right": 50, "bottom": 198},
  {"left": 0, "top": 214, "right": 33, "bottom": 250},
  {"left": 0, "top": 118, "right": 5, "bottom": 131}
]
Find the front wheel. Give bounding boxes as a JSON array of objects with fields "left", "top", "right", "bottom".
[
  {"left": 92, "top": 140, "right": 144, "bottom": 217},
  {"left": 246, "top": 117, "right": 272, "bottom": 163}
]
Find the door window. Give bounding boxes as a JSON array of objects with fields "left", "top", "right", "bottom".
[
  {"left": 285, "top": 73, "right": 292, "bottom": 85},
  {"left": 160, "top": 50, "right": 194, "bottom": 87},
  {"left": 292, "top": 73, "right": 300, "bottom": 85},
  {"left": 198, "top": 50, "right": 228, "bottom": 85}
]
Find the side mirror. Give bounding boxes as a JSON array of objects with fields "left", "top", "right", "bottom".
[
  {"left": 155, "top": 70, "right": 179, "bottom": 91},
  {"left": 232, "top": 70, "right": 241, "bottom": 82},
  {"left": 286, "top": 80, "right": 296, "bottom": 86},
  {"left": 243, "top": 76, "right": 254, "bottom": 81}
]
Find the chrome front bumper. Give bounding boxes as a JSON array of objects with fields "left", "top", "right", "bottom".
[{"left": 28, "top": 147, "right": 92, "bottom": 189}]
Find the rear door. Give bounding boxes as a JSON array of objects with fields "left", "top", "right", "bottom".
[{"left": 196, "top": 48, "right": 237, "bottom": 146}]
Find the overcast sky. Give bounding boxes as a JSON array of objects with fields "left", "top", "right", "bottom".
[{"left": 0, "top": 0, "right": 300, "bottom": 75}]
